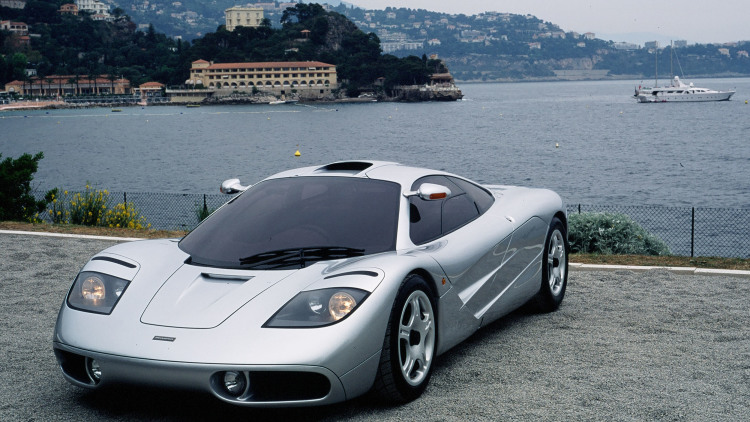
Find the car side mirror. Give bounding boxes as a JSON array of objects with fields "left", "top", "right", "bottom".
[
  {"left": 220, "top": 178, "right": 249, "bottom": 194},
  {"left": 405, "top": 183, "right": 451, "bottom": 200}
]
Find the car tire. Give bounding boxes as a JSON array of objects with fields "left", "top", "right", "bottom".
[
  {"left": 373, "top": 274, "right": 436, "bottom": 403},
  {"left": 533, "top": 217, "right": 569, "bottom": 312}
]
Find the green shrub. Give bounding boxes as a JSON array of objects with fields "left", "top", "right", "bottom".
[
  {"left": 0, "top": 152, "right": 53, "bottom": 221},
  {"left": 104, "top": 202, "right": 150, "bottom": 229},
  {"left": 569, "top": 212, "right": 671, "bottom": 255},
  {"left": 195, "top": 195, "right": 216, "bottom": 222},
  {"left": 68, "top": 184, "right": 108, "bottom": 226},
  {"left": 44, "top": 185, "right": 150, "bottom": 229}
]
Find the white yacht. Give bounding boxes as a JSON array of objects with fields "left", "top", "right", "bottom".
[{"left": 635, "top": 76, "right": 735, "bottom": 103}]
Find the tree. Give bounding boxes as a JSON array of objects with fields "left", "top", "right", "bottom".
[
  {"left": 0, "top": 152, "right": 51, "bottom": 221},
  {"left": 281, "top": 3, "right": 326, "bottom": 25}
]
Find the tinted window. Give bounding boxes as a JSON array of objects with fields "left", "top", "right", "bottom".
[
  {"left": 409, "top": 175, "right": 494, "bottom": 245},
  {"left": 449, "top": 177, "right": 495, "bottom": 214},
  {"left": 442, "top": 194, "right": 479, "bottom": 233},
  {"left": 180, "top": 177, "right": 400, "bottom": 268}
]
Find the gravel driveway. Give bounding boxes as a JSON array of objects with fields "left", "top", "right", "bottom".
[{"left": 1, "top": 233, "right": 748, "bottom": 421}]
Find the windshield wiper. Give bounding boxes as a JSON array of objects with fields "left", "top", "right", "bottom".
[{"left": 239, "top": 246, "right": 365, "bottom": 270}]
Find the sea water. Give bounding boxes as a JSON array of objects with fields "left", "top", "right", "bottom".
[{"left": 2, "top": 78, "right": 748, "bottom": 208}]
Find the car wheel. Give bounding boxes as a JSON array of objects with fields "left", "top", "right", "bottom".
[
  {"left": 373, "top": 274, "right": 436, "bottom": 403},
  {"left": 533, "top": 217, "right": 569, "bottom": 312}
]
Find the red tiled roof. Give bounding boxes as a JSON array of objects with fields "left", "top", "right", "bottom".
[{"left": 139, "top": 81, "right": 164, "bottom": 88}]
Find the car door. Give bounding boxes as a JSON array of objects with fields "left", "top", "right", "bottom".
[{"left": 408, "top": 176, "right": 516, "bottom": 322}]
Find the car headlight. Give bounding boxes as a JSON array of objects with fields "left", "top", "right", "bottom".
[
  {"left": 263, "top": 288, "right": 369, "bottom": 328},
  {"left": 67, "top": 271, "right": 130, "bottom": 315}
]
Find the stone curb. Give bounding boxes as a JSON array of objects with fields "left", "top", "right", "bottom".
[
  {"left": 0, "top": 229, "right": 143, "bottom": 242},
  {"left": 3, "top": 229, "right": 749, "bottom": 279},
  {"left": 569, "top": 263, "right": 750, "bottom": 279}
]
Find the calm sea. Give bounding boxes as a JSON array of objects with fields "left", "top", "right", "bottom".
[{"left": 2, "top": 78, "right": 749, "bottom": 208}]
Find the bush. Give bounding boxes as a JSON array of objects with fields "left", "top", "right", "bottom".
[
  {"left": 68, "top": 185, "right": 108, "bottom": 226},
  {"left": 569, "top": 212, "right": 671, "bottom": 255},
  {"left": 195, "top": 195, "right": 216, "bottom": 222},
  {"left": 42, "top": 185, "right": 150, "bottom": 229},
  {"left": 0, "top": 152, "right": 53, "bottom": 221},
  {"left": 104, "top": 202, "right": 149, "bottom": 229}
]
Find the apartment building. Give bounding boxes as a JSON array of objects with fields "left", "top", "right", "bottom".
[{"left": 188, "top": 59, "right": 338, "bottom": 97}]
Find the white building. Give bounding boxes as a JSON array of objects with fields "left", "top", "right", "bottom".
[
  {"left": 225, "top": 6, "right": 264, "bottom": 31},
  {"left": 76, "top": 0, "right": 110, "bottom": 16}
]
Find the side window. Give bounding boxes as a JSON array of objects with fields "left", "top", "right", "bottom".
[
  {"left": 442, "top": 194, "right": 479, "bottom": 233},
  {"left": 409, "top": 176, "right": 451, "bottom": 245},
  {"left": 449, "top": 177, "right": 495, "bottom": 215},
  {"left": 409, "top": 175, "right": 486, "bottom": 244},
  {"left": 409, "top": 199, "right": 442, "bottom": 245}
]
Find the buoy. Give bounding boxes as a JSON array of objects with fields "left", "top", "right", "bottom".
[
  {"left": 294, "top": 150, "right": 301, "bottom": 157},
  {"left": 746, "top": 100, "right": 748, "bottom": 104},
  {"left": 555, "top": 143, "right": 559, "bottom": 148}
]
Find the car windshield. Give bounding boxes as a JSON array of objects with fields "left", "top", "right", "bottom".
[{"left": 179, "top": 177, "right": 401, "bottom": 269}]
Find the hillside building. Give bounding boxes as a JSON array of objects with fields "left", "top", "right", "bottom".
[
  {"left": 187, "top": 59, "right": 338, "bottom": 98},
  {"left": 224, "top": 6, "right": 264, "bottom": 31}
]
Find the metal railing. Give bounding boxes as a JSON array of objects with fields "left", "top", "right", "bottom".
[{"left": 31, "top": 191, "right": 748, "bottom": 258}]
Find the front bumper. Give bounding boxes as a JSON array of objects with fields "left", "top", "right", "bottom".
[{"left": 53, "top": 342, "right": 379, "bottom": 407}]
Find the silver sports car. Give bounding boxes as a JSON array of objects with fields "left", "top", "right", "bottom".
[{"left": 53, "top": 161, "right": 569, "bottom": 407}]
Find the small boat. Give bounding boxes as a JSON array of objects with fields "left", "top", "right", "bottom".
[
  {"left": 269, "top": 99, "right": 299, "bottom": 105},
  {"left": 111, "top": 108, "right": 122, "bottom": 112},
  {"left": 634, "top": 76, "right": 735, "bottom": 103},
  {"left": 186, "top": 104, "right": 201, "bottom": 108}
]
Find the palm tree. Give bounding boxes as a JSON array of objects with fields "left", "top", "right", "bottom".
[
  {"left": 88, "top": 71, "right": 98, "bottom": 95},
  {"left": 67, "top": 77, "right": 76, "bottom": 96},
  {"left": 45, "top": 78, "right": 54, "bottom": 97},
  {"left": 107, "top": 73, "right": 117, "bottom": 94}
]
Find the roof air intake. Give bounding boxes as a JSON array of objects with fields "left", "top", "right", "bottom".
[{"left": 316, "top": 161, "right": 373, "bottom": 174}]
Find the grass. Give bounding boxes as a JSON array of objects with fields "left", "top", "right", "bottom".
[{"left": 2, "top": 221, "right": 749, "bottom": 271}]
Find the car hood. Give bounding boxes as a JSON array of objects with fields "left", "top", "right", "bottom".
[
  {"left": 81, "top": 239, "right": 387, "bottom": 330},
  {"left": 140, "top": 264, "right": 297, "bottom": 329}
]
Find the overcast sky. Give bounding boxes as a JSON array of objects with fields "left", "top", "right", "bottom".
[{"left": 347, "top": 0, "right": 750, "bottom": 45}]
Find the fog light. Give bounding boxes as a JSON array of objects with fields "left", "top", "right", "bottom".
[
  {"left": 86, "top": 357, "right": 102, "bottom": 384},
  {"left": 223, "top": 371, "right": 247, "bottom": 397}
]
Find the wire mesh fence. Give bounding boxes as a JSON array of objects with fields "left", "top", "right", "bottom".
[
  {"left": 31, "top": 190, "right": 748, "bottom": 258},
  {"left": 568, "top": 204, "right": 747, "bottom": 259}
]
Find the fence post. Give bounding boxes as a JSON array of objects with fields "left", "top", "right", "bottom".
[
  {"left": 124, "top": 192, "right": 127, "bottom": 208},
  {"left": 691, "top": 207, "right": 695, "bottom": 257},
  {"left": 578, "top": 204, "right": 581, "bottom": 214},
  {"left": 203, "top": 194, "right": 208, "bottom": 215}
]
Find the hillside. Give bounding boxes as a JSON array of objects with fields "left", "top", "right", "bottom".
[
  {"left": 79, "top": 1, "right": 750, "bottom": 81},
  {"left": 2, "top": 1, "right": 749, "bottom": 85},
  {"left": 0, "top": 2, "right": 449, "bottom": 97}
]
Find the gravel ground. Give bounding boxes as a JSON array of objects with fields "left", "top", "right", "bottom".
[{"left": 1, "top": 233, "right": 748, "bottom": 421}]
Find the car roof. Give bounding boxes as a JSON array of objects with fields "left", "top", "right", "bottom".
[{"left": 264, "top": 160, "right": 458, "bottom": 188}]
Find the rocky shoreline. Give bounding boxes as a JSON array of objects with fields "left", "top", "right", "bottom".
[{"left": 1, "top": 84, "right": 463, "bottom": 111}]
